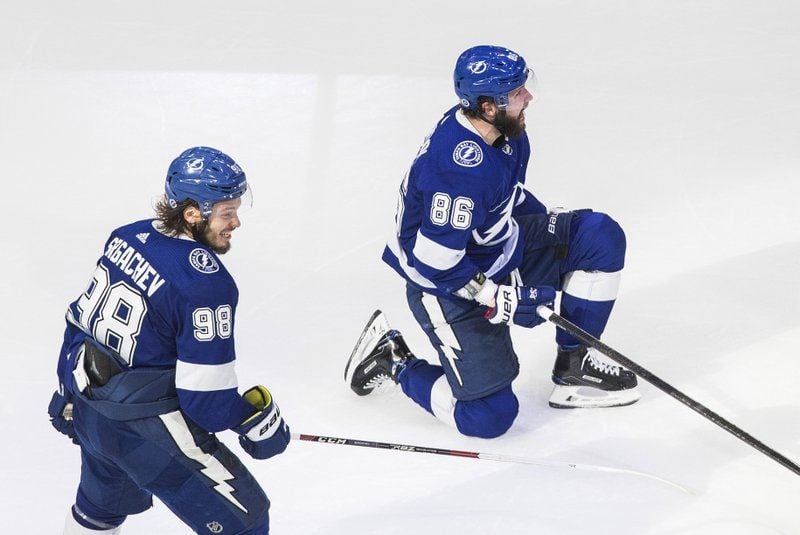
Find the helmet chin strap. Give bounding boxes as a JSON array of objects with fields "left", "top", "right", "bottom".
[{"left": 477, "top": 110, "right": 497, "bottom": 126}]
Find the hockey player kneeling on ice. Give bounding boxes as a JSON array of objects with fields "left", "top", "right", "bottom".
[
  {"left": 48, "top": 147, "right": 290, "bottom": 534},
  {"left": 345, "top": 45, "right": 639, "bottom": 440}
]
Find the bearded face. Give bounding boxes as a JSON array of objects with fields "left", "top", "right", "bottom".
[
  {"left": 493, "top": 109, "right": 526, "bottom": 139},
  {"left": 191, "top": 198, "right": 242, "bottom": 254}
]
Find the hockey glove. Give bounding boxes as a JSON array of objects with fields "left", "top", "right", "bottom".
[
  {"left": 234, "top": 386, "right": 290, "bottom": 460},
  {"left": 48, "top": 390, "right": 78, "bottom": 445},
  {"left": 485, "top": 285, "right": 556, "bottom": 328}
]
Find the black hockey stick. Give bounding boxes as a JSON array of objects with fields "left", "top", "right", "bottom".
[
  {"left": 536, "top": 306, "right": 800, "bottom": 477},
  {"left": 293, "top": 432, "right": 692, "bottom": 493}
]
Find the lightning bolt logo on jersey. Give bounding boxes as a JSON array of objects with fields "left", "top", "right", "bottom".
[{"left": 383, "top": 105, "right": 547, "bottom": 298}]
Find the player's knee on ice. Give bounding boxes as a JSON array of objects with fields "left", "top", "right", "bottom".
[{"left": 454, "top": 387, "right": 519, "bottom": 439}]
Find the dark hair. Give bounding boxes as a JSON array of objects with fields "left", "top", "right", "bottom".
[
  {"left": 461, "top": 96, "right": 496, "bottom": 118},
  {"left": 154, "top": 196, "right": 200, "bottom": 237}
]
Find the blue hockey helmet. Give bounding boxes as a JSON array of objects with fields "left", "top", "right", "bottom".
[
  {"left": 454, "top": 45, "right": 531, "bottom": 109},
  {"left": 165, "top": 146, "right": 249, "bottom": 217}
]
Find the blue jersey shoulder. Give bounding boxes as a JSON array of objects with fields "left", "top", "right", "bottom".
[{"left": 413, "top": 107, "right": 529, "bottom": 204}]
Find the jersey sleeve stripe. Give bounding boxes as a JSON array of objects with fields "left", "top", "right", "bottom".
[
  {"left": 413, "top": 231, "right": 465, "bottom": 270},
  {"left": 175, "top": 359, "right": 239, "bottom": 392},
  {"left": 383, "top": 240, "right": 436, "bottom": 289}
]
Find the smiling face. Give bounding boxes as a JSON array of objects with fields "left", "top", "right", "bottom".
[
  {"left": 202, "top": 198, "right": 242, "bottom": 254},
  {"left": 184, "top": 197, "right": 242, "bottom": 254}
]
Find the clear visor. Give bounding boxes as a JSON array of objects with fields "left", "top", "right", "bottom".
[
  {"left": 526, "top": 69, "right": 540, "bottom": 104},
  {"left": 239, "top": 185, "right": 254, "bottom": 213},
  {"left": 208, "top": 186, "right": 253, "bottom": 221},
  {"left": 498, "top": 68, "right": 540, "bottom": 108}
]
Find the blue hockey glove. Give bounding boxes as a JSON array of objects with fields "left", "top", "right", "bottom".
[
  {"left": 234, "top": 386, "right": 290, "bottom": 460},
  {"left": 48, "top": 390, "right": 78, "bottom": 445},
  {"left": 485, "top": 285, "right": 556, "bottom": 328}
]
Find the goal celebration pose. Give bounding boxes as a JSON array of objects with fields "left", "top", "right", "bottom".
[{"left": 347, "top": 45, "right": 639, "bottom": 439}]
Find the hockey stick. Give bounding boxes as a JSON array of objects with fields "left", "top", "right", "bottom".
[
  {"left": 293, "top": 432, "right": 693, "bottom": 494},
  {"left": 536, "top": 306, "right": 800, "bottom": 477}
]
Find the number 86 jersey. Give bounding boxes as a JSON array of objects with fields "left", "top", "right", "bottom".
[
  {"left": 56, "top": 219, "right": 256, "bottom": 432},
  {"left": 383, "top": 106, "right": 547, "bottom": 299}
]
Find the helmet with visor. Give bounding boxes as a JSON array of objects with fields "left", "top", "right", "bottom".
[
  {"left": 454, "top": 45, "right": 537, "bottom": 110},
  {"left": 165, "top": 146, "right": 252, "bottom": 218}
]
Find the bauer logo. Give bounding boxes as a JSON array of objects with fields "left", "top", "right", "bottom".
[
  {"left": 453, "top": 141, "right": 483, "bottom": 167},
  {"left": 548, "top": 214, "right": 558, "bottom": 234},
  {"left": 189, "top": 248, "right": 219, "bottom": 274},
  {"left": 206, "top": 521, "right": 223, "bottom": 534},
  {"left": 503, "top": 144, "right": 513, "bottom": 155}
]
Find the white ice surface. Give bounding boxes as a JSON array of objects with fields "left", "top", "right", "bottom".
[{"left": 1, "top": 1, "right": 799, "bottom": 533}]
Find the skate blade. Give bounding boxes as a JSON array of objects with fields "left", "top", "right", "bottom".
[
  {"left": 548, "top": 384, "right": 641, "bottom": 409},
  {"left": 344, "top": 310, "right": 391, "bottom": 385}
]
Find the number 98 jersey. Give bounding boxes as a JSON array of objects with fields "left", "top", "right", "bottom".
[{"left": 56, "top": 219, "right": 255, "bottom": 432}]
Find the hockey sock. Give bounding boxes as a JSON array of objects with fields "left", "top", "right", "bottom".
[
  {"left": 398, "top": 358, "right": 445, "bottom": 415},
  {"left": 399, "top": 359, "right": 470, "bottom": 431},
  {"left": 557, "top": 270, "right": 620, "bottom": 348}
]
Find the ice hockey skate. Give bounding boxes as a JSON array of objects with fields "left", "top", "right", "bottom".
[
  {"left": 345, "top": 310, "right": 414, "bottom": 396},
  {"left": 549, "top": 345, "right": 640, "bottom": 408}
]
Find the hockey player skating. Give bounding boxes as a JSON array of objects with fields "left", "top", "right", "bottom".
[
  {"left": 346, "top": 45, "right": 640, "bottom": 439},
  {"left": 48, "top": 147, "right": 290, "bottom": 534}
]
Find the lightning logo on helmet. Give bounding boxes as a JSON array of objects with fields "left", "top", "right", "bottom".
[
  {"left": 186, "top": 158, "right": 204, "bottom": 172},
  {"left": 468, "top": 61, "right": 488, "bottom": 74}
]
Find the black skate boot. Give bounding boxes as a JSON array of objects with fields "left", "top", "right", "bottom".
[
  {"left": 549, "top": 345, "right": 640, "bottom": 408},
  {"left": 345, "top": 310, "right": 414, "bottom": 396}
]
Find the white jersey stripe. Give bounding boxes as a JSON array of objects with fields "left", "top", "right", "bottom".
[
  {"left": 562, "top": 270, "right": 622, "bottom": 301},
  {"left": 385, "top": 233, "right": 437, "bottom": 289},
  {"left": 413, "top": 232, "right": 465, "bottom": 270},
  {"left": 175, "top": 359, "right": 239, "bottom": 392}
]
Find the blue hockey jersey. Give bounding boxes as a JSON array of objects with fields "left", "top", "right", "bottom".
[
  {"left": 56, "top": 219, "right": 255, "bottom": 432},
  {"left": 383, "top": 106, "right": 546, "bottom": 298}
]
